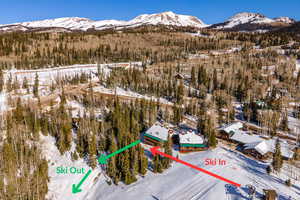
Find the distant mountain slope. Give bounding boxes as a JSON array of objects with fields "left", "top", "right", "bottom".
[
  {"left": 0, "top": 11, "right": 207, "bottom": 33},
  {"left": 210, "top": 12, "right": 296, "bottom": 32},
  {"left": 19, "top": 17, "right": 127, "bottom": 31},
  {"left": 275, "top": 21, "right": 300, "bottom": 34}
]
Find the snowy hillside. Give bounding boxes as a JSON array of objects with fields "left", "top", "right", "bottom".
[
  {"left": 44, "top": 139, "right": 300, "bottom": 200},
  {"left": 0, "top": 24, "right": 30, "bottom": 32},
  {"left": 1, "top": 11, "right": 207, "bottom": 32},
  {"left": 19, "top": 17, "right": 127, "bottom": 31}
]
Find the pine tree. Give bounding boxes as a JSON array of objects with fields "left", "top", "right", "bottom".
[
  {"left": 138, "top": 146, "right": 148, "bottom": 176},
  {"left": 208, "top": 130, "right": 217, "bottom": 148},
  {"left": 200, "top": 114, "right": 217, "bottom": 148},
  {"left": 176, "top": 81, "right": 184, "bottom": 104},
  {"left": 76, "top": 124, "right": 85, "bottom": 158},
  {"left": 0, "top": 69, "right": 4, "bottom": 92},
  {"left": 6, "top": 74, "right": 12, "bottom": 92},
  {"left": 213, "top": 69, "right": 218, "bottom": 91},
  {"left": 163, "top": 135, "right": 172, "bottom": 168},
  {"left": 173, "top": 105, "right": 182, "bottom": 125},
  {"left": 153, "top": 155, "right": 160, "bottom": 173},
  {"left": 14, "top": 97, "right": 24, "bottom": 123},
  {"left": 198, "top": 65, "right": 207, "bottom": 86},
  {"left": 191, "top": 66, "right": 196, "bottom": 87},
  {"left": 88, "top": 133, "right": 97, "bottom": 169},
  {"left": 121, "top": 151, "right": 131, "bottom": 185},
  {"left": 280, "top": 112, "right": 289, "bottom": 131},
  {"left": 107, "top": 137, "right": 118, "bottom": 184},
  {"left": 33, "top": 73, "right": 39, "bottom": 98},
  {"left": 272, "top": 139, "right": 283, "bottom": 172}
]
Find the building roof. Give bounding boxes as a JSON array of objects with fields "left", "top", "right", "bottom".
[
  {"left": 244, "top": 139, "right": 294, "bottom": 159},
  {"left": 145, "top": 123, "right": 169, "bottom": 141},
  {"left": 179, "top": 130, "right": 204, "bottom": 145},
  {"left": 230, "top": 130, "right": 263, "bottom": 144},
  {"left": 221, "top": 122, "right": 243, "bottom": 134},
  {"left": 244, "top": 140, "right": 269, "bottom": 155}
]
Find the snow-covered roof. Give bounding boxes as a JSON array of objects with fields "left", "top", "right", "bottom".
[
  {"left": 221, "top": 122, "right": 243, "bottom": 134},
  {"left": 179, "top": 131, "right": 204, "bottom": 144},
  {"left": 230, "top": 130, "right": 263, "bottom": 144},
  {"left": 145, "top": 123, "right": 169, "bottom": 141},
  {"left": 244, "top": 141, "right": 269, "bottom": 155},
  {"left": 244, "top": 139, "right": 294, "bottom": 159}
]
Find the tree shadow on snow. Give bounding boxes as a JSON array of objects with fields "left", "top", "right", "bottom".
[
  {"left": 225, "top": 184, "right": 249, "bottom": 200},
  {"left": 278, "top": 194, "right": 294, "bottom": 200},
  {"left": 240, "top": 186, "right": 264, "bottom": 200},
  {"left": 292, "top": 184, "right": 300, "bottom": 192},
  {"left": 151, "top": 195, "right": 160, "bottom": 200}
]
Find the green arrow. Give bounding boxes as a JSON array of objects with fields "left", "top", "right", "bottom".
[
  {"left": 98, "top": 140, "right": 141, "bottom": 164},
  {"left": 72, "top": 169, "right": 92, "bottom": 194}
]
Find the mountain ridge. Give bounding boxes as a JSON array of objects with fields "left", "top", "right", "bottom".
[{"left": 0, "top": 11, "right": 297, "bottom": 33}]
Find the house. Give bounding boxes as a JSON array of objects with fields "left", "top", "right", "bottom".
[
  {"left": 218, "top": 122, "right": 243, "bottom": 140},
  {"left": 243, "top": 139, "right": 295, "bottom": 160},
  {"left": 243, "top": 141, "right": 273, "bottom": 160},
  {"left": 144, "top": 123, "right": 170, "bottom": 146},
  {"left": 230, "top": 131, "right": 263, "bottom": 145},
  {"left": 179, "top": 130, "right": 207, "bottom": 153}
]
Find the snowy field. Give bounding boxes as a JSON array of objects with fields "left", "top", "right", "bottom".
[
  {"left": 42, "top": 133, "right": 300, "bottom": 200},
  {"left": 3, "top": 62, "right": 142, "bottom": 85}
]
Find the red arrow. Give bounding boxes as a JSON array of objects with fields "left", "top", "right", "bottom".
[{"left": 150, "top": 146, "right": 241, "bottom": 187}]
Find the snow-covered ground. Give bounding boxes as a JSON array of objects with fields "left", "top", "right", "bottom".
[
  {"left": 42, "top": 132, "right": 300, "bottom": 200},
  {"left": 0, "top": 92, "right": 7, "bottom": 112},
  {"left": 93, "top": 86, "right": 173, "bottom": 106},
  {"left": 288, "top": 115, "right": 300, "bottom": 137},
  {"left": 3, "top": 62, "right": 141, "bottom": 85},
  {"left": 90, "top": 147, "right": 299, "bottom": 200},
  {"left": 40, "top": 135, "right": 102, "bottom": 200}
]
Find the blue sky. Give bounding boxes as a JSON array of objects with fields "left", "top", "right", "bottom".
[{"left": 1, "top": 0, "right": 299, "bottom": 24}]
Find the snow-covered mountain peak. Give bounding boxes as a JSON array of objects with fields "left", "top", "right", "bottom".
[
  {"left": 129, "top": 11, "right": 208, "bottom": 28},
  {"left": 229, "top": 12, "right": 265, "bottom": 21},
  {"left": 213, "top": 12, "right": 297, "bottom": 30},
  {"left": 228, "top": 12, "right": 274, "bottom": 25},
  {"left": 212, "top": 12, "right": 276, "bottom": 29}
]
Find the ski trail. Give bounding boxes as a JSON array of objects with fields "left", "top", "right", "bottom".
[
  {"left": 165, "top": 155, "right": 237, "bottom": 200},
  {"left": 165, "top": 164, "right": 220, "bottom": 200}
]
